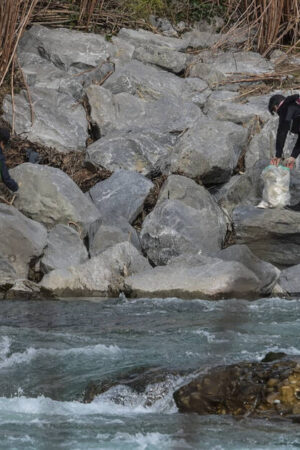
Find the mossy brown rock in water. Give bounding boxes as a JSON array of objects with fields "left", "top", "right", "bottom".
[{"left": 173, "top": 355, "right": 300, "bottom": 418}]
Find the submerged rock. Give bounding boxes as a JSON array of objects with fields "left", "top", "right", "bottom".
[
  {"left": 174, "top": 355, "right": 300, "bottom": 419},
  {"left": 83, "top": 366, "right": 184, "bottom": 404}
]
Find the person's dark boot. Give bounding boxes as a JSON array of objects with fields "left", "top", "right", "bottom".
[{"left": 285, "top": 202, "right": 300, "bottom": 211}]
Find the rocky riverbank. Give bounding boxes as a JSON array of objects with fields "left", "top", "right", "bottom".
[{"left": 1, "top": 20, "right": 300, "bottom": 300}]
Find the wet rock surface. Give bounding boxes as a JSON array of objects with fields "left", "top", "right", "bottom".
[
  {"left": 83, "top": 366, "right": 185, "bottom": 404},
  {"left": 174, "top": 354, "right": 300, "bottom": 419}
]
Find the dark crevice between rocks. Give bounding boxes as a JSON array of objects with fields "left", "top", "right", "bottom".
[
  {"left": 80, "top": 94, "right": 101, "bottom": 144},
  {"left": 133, "top": 174, "right": 167, "bottom": 233},
  {"left": 28, "top": 256, "right": 44, "bottom": 283},
  {"left": 1, "top": 131, "right": 112, "bottom": 194},
  {"left": 222, "top": 219, "right": 236, "bottom": 249}
]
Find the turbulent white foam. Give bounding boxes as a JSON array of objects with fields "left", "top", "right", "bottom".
[
  {"left": 0, "top": 391, "right": 176, "bottom": 418},
  {"left": 0, "top": 336, "right": 10, "bottom": 360},
  {"left": 192, "top": 329, "right": 228, "bottom": 344},
  {"left": 110, "top": 431, "right": 187, "bottom": 449},
  {"left": 0, "top": 343, "right": 121, "bottom": 369},
  {"left": 0, "top": 347, "right": 37, "bottom": 369},
  {"left": 97, "top": 377, "right": 181, "bottom": 414}
]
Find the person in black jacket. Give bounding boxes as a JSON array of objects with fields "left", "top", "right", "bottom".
[
  {"left": 0, "top": 128, "right": 18, "bottom": 192},
  {"left": 268, "top": 93, "right": 300, "bottom": 169}
]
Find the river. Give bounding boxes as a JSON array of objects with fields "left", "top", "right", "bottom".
[{"left": 0, "top": 297, "right": 299, "bottom": 449}]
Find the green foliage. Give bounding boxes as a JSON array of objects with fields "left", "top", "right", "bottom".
[
  {"left": 123, "top": 0, "right": 165, "bottom": 19},
  {"left": 166, "top": 0, "right": 227, "bottom": 24}
]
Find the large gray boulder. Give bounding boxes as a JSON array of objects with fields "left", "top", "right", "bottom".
[
  {"left": 88, "top": 170, "right": 153, "bottom": 224},
  {"left": 133, "top": 43, "right": 188, "bottom": 73},
  {"left": 85, "top": 130, "right": 175, "bottom": 176},
  {"left": 18, "top": 56, "right": 84, "bottom": 100},
  {"left": 117, "top": 28, "right": 189, "bottom": 52},
  {"left": 277, "top": 264, "right": 300, "bottom": 296},
  {"left": 89, "top": 216, "right": 141, "bottom": 256},
  {"left": 111, "top": 37, "right": 135, "bottom": 66},
  {"left": 41, "top": 224, "right": 88, "bottom": 274},
  {"left": 204, "top": 91, "right": 269, "bottom": 125},
  {"left": 216, "top": 244, "right": 280, "bottom": 294},
  {"left": 0, "top": 204, "right": 47, "bottom": 278},
  {"left": 233, "top": 205, "right": 300, "bottom": 267},
  {"left": 18, "top": 25, "right": 116, "bottom": 74},
  {"left": 103, "top": 59, "right": 184, "bottom": 98},
  {"left": 11, "top": 163, "right": 101, "bottom": 239},
  {"left": 182, "top": 30, "right": 220, "bottom": 49},
  {"left": 171, "top": 118, "right": 248, "bottom": 184},
  {"left": 141, "top": 176, "right": 227, "bottom": 265},
  {"left": 125, "top": 258, "right": 262, "bottom": 300},
  {"left": 85, "top": 86, "right": 203, "bottom": 136},
  {"left": 40, "top": 242, "right": 151, "bottom": 297},
  {"left": 213, "top": 172, "right": 259, "bottom": 216},
  {"left": 189, "top": 51, "right": 274, "bottom": 87},
  {"left": 0, "top": 257, "right": 18, "bottom": 291},
  {"left": 3, "top": 87, "right": 88, "bottom": 152},
  {"left": 102, "top": 60, "right": 210, "bottom": 104}
]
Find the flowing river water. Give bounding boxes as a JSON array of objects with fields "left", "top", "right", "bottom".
[{"left": 0, "top": 297, "right": 299, "bottom": 449}]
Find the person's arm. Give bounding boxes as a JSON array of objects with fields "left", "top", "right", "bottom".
[
  {"left": 275, "top": 119, "right": 289, "bottom": 158},
  {"left": 0, "top": 154, "right": 18, "bottom": 192}
]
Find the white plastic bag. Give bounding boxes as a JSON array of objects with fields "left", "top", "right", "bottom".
[{"left": 257, "top": 165, "right": 290, "bottom": 208}]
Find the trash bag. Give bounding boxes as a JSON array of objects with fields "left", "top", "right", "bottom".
[{"left": 257, "top": 165, "right": 290, "bottom": 208}]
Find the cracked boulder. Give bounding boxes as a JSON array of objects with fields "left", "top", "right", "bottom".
[
  {"left": 0, "top": 204, "right": 47, "bottom": 278},
  {"left": 140, "top": 175, "right": 227, "bottom": 265},
  {"left": 3, "top": 87, "right": 88, "bottom": 152},
  {"left": 18, "top": 25, "right": 116, "bottom": 75},
  {"left": 11, "top": 163, "right": 101, "bottom": 240},
  {"left": 89, "top": 216, "right": 141, "bottom": 257},
  {"left": 41, "top": 224, "right": 88, "bottom": 274},
  {"left": 125, "top": 256, "right": 264, "bottom": 300},
  {"left": 85, "top": 85, "right": 203, "bottom": 137},
  {"left": 85, "top": 129, "right": 175, "bottom": 176},
  {"left": 87, "top": 170, "right": 153, "bottom": 224},
  {"left": 171, "top": 118, "right": 248, "bottom": 185},
  {"left": 189, "top": 51, "right": 274, "bottom": 87}
]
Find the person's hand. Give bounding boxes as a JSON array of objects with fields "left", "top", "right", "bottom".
[
  {"left": 285, "top": 157, "right": 296, "bottom": 170},
  {"left": 270, "top": 157, "right": 281, "bottom": 166}
]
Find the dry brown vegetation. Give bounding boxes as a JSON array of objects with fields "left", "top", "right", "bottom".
[
  {"left": 1, "top": 0, "right": 299, "bottom": 89},
  {"left": 0, "top": 0, "right": 299, "bottom": 195}
]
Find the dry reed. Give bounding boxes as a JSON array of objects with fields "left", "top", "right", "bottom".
[
  {"left": 0, "top": 0, "right": 39, "bottom": 87},
  {"left": 224, "top": 0, "right": 300, "bottom": 55}
]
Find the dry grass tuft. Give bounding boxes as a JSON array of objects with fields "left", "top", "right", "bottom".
[{"left": 223, "top": 0, "right": 300, "bottom": 55}]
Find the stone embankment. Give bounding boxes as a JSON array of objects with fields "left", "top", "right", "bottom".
[{"left": 1, "top": 20, "right": 300, "bottom": 299}]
